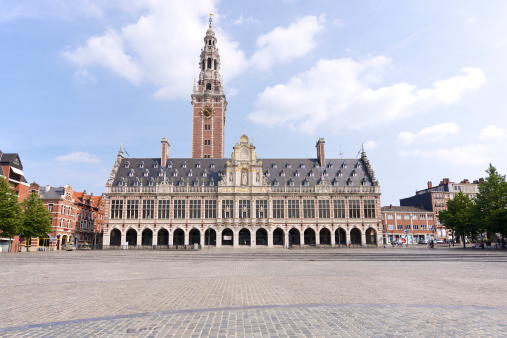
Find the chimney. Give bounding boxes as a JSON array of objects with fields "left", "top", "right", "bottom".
[
  {"left": 389, "top": 204, "right": 392, "bottom": 209},
  {"left": 161, "top": 137, "right": 170, "bottom": 167},
  {"left": 316, "top": 138, "right": 325, "bottom": 167},
  {"left": 45, "top": 185, "right": 51, "bottom": 192},
  {"left": 427, "top": 181, "right": 432, "bottom": 189}
]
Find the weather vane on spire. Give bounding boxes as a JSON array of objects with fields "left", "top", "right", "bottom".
[{"left": 209, "top": 11, "right": 214, "bottom": 28}]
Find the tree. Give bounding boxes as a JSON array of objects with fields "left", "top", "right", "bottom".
[
  {"left": 438, "top": 191, "right": 474, "bottom": 248},
  {"left": 474, "top": 164, "right": 507, "bottom": 247},
  {"left": 19, "top": 192, "right": 52, "bottom": 251},
  {"left": 0, "top": 178, "right": 22, "bottom": 244}
]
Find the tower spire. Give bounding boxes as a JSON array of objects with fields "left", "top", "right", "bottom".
[{"left": 209, "top": 11, "right": 214, "bottom": 28}]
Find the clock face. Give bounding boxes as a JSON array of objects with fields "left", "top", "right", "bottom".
[{"left": 202, "top": 107, "right": 213, "bottom": 118}]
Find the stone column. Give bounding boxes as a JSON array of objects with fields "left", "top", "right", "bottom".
[
  {"left": 300, "top": 229, "right": 305, "bottom": 246},
  {"left": 137, "top": 230, "right": 142, "bottom": 246},
  {"left": 268, "top": 228, "right": 273, "bottom": 248},
  {"left": 345, "top": 230, "right": 350, "bottom": 246},
  {"left": 284, "top": 230, "right": 289, "bottom": 249},
  {"left": 153, "top": 230, "right": 158, "bottom": 246},
  {"left": 121, "top": 230, "right": 126, "bottom": 246},
  {"left": 184, "top": 229, "right": 189, "bottom": 246},
  {"left": 200, "top": 231, "right": 205, "bottom": 248},
  {"left": 216, "top": 228, "right": 222, "bottom": 248},
  {"left": 233, "top": 228, "right": 239, "bottom": 247},
  {"left": 315, "top": 228, "right": 320, "bottom": 246},
  {"left": 330, "top": 227, "right": 336, "bottom": 246},
  {"left": 361, "top": 230, "right": 366, "bottom": 246},
  {"left": 103, "top": 228, "right": 110, "bottom": 246}
]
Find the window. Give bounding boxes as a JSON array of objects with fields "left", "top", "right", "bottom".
[
  {"left": 420, "top": 214, "right": 426, "bottom": 220},
  {"left": 363, "top": 200, "right": 375, "bottom": 218},
  {"left": 412, "top": 215, "right": 418, "bottom": 220},
  {"left": 405, "top": 224, "right": 411, "bottom": 230},
  {"left": 68, "top": 220, "right": 72, "bottom": 228},
  {"left": 303, "top": 200, "right": 315, "bottom": 218},
  {"left": 48, "top": 204, "right": 53, "bottom": 212},
  {"left": 349, "top": 200, "right": 361, "bottom": 218},
  {"left": 158, "top": 200, "right": 170, "bottom": 219},
  {"left": 189, "top": 200, "right": 201, "bottom": 219},
  {"left": 397, "top": 224, "right": 403, "bottom": 230},
  {"left": 60, "top": 219, "right": 64, "bottom": 227},
  {"left": 396, "top": 214, "right": 402, "bottom": 220},
  {"left": 421, "top": 224, "right": 427, "bottom": 230},
  {"left": 318, "top": 200, "right": 330, "bottom": 219},
  {"left": 388, "top": 224, "right": 394, "bottom": 230},
  {"left": 174, "top": 200, "right": 186, "bottom": 219},
  {"left": 204, "top": 200, "right": 216, "bottom": 219},
  {"left": 207, "top": 58, "right": 211, "bottom": 69},
  {"left": 333, "top": 200, "right": 346, "bottom": 218},
  {"left": 62, "top": 205, "right": 66, "bottom": 215},
  {"left": 126, "top": 200, "right": 139, "bottom": 219},
  {"left": 222, "top": 200, "right": 233, "bottom": 218},
  {"left": 404, "top": 214, "right": 410, "bottom": 220},
  {"left": 387, "top": 214, "right": 394, "bottom": 220},
  {"left": 428, "top": 215, "right": 434, "bottom": 220},
  {"left": 111, "top": 200, "right": 123, "bottom": 219},
  {"left": 287, "top": 200, "right": 299, "bottom": 218},
  {"left": 429, "top": 225, "right": 434, "bottom": 230},
  {"left": 239, "top": 200, "right": 250, "bottom": 218},
  {"left": 413, "top": 224, "right": 419, "bottom": 230},
  {"left": 273, "top": 200, "right": 284, "bottom": 219},
  {"left": 142, "top": 200, "right": 154, "bottom": 219},
  {"left": 256, "top": 200, "right": 267, "bottom": 218}
]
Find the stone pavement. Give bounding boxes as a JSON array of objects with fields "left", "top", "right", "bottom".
[{"left": 0, "top": 247, "right": 506, "bottom": 337}]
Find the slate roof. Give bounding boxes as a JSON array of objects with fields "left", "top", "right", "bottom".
[
  {"left": 381, "top": 206, "right": 432, "bottom": 213},
  {"left": 39, "top": 187, "right": 66, "bottom": 200},
  {"left": 111, "top": 157, "right": 375, "bottom": 187}
]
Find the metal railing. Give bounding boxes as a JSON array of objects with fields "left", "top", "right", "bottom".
[{"left": 101, "top": 244, "right": 201, "bottom": 250}]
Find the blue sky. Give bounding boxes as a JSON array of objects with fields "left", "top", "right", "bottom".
[{"left": 1, "top": 0, "right": 506, "bottom": 205}]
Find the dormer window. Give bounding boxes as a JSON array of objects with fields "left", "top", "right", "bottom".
[
  {"left": 129, "top": 169, "right": 134, "bottom": 177},
  {"left": 273, "top": 179, "right": 279, "bottom": 186},
  {"left": 272, "top": 162, "right": 277, "bottom": 168},
  {"left": 280, "top": 170, "right": 285, "bottom": 177},
  {"left": 182, "top": 161, "right": 187, "bottom": 168},
  {"left": 148, "top": 178, "right": 155, "bottom": 186},
  {"left": 341, "top": 162, "right": 347, "bottom": 168},
  {"left": 168, "top": 161, "right": 173, "bottom": 169},
  {"left": 314, "top": 162, "right": 320, "bottom": 168},
  {"left": 361, "top": 178, "right": 368, "bottom": 186},
  {"left": 300, "top": 162, "right": 305, "bottom": 168},
  {"left": 347, "top": 178, "right": 353, "bottom": 186},
  {"left": 194, "top": 178, "right": 200, "bottom": 186},
  {"left": 309, "top": 170, "right": 314, "bottom": 177},
  {"left": 143, "top": 169, "right": 149, "bottom": 177},
  {"left": 288, "top": 179, "right": 295, "bottom": 186},
  {"left": 337, "top": 170, "right": 342, "bottom": 177},
  {"left": 202, "top": 170, "right": 208, "bottom": 177},
  {"left": 209, "top": 178, "right": 215, "bottom": 186},
  {"left": 265, "top": 171, "right": 270, "bottom": 177},
  {"left": 134, "top": 178, "right": 140, "bottom": 186},
  {"left": 124, "top": 161, "right": 130, "bottom": 168},
  {"left": 158, "top": 171, "right": 164, "bottom": 177},
  {"left": 196, "top": 162, "right": 201, "bottom": 169},
  {"left": 323, "top": 170, "right": 328, "bottom": 177},
  {"left": 355, "top": 162, "right": 360, "bottom": 168},
  {"left": 179, "top": 178, "right": 185, "bottom": 186},
  {"left": 303, "top": 178, "right": 309, "bottom": 186},
  {"left": 188, "top": 170, "right": 193, "bottom": 177},
  {"left": 118, "top": 177, "right": 126, "bottom": 186},
  {"left": 173, "top": 169, "right": 178, "bottom": 177},
  {"left": 153, "top": 163, "right": 158, "bottom": 168},
  {"left": 327, "top": 162, "right": 333, "bottom": 168},
  {"left": 286, "top": 163, "right": 291, "bottom": 168},
  {"left": 332, "top": 178, "right": 338, "bottom": 186},
  {"left": 210, "top": 163, "right": 215, "bottom": 169},
  {"left": 206, "top": 83, "right": 211, "bottom": 90},
  {"left": 351, "top": 170, "right": 357, "bottom": 177},
  {"left": 139, "top": 161, "right": 144, "bottom": 168},
  {"left": 294, "top": 170, "right": 299, "bottom": 177}
]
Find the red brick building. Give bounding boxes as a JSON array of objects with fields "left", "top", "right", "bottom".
[
  {"left": 381, "top": 205, "right": 436, "bottom": 244},
  {"left": 73, "top": 191, "right": 105, "bottom": 247},
  {"left": 0, "top": 150, "right": 30, "bottom": 252}
]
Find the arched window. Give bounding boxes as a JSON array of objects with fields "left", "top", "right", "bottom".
[
  {"left": 209, "top": 40, "right": 211, "bottom": 45},
  {"left": 202, "top": 60, "right": 205, "bottom": 70},
  {"left": 207, "top": 58, "right": 211, "bottom": 69},
  {"left": 206, "top": 83, "right": 211, "bottom": 90},
  {"left": 214, "top": 59, "right": 217, "bottom": 70}
]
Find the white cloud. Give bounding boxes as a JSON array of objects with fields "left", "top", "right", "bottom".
[
  {"left": 250, "top": 15, "right": 325, "bottom": 71},
  {"left": 232, "top": 14, "right": 259, "bottom": 25},
  {"left": 478, "top": 125, "right": 506, "bottom": 140},
  {"left": 364, "top": 140, "right": 381, "bottom": 151},
  {"left": 398, "top": 123, "right": 460, "bottom": 143},
  {"left": 62, "top": 3, "right": 324, "bottom": 99},
  {"left": 248, "top": 57, "right": 485, "bottom": 133},
  {"left": 399, "top": 144, "right": 490, "bottom": 166},
  {"left": 56, "top": 152, "right": 100, "bottom": 163}
]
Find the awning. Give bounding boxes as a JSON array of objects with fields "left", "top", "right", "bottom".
[{"left": 10, "top": 167, "right": 23, "bottom": 176}]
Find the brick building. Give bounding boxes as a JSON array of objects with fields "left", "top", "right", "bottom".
[
  {"left": 102, "top": 22, "right": 382, "bottom": 249},
  {"left": 381, "top": 205, "right": 436, "bottom": 244},
  {"left": 400, "top": 178, "right": 480, "bottom": 240},
  {"left": 73, "top": 191, "right": 105, "bottom": 246},
  {"left": 0, "top": 150, "right": 30, "bottom": 252}
]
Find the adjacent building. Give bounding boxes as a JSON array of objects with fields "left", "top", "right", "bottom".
[
  {"left": 381, "top": 205, "right": 436, "bottom": 244},
  {"left": 400, "top": 178, "right": 480, "bottom": 240}
]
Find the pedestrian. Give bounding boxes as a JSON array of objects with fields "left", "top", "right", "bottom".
[{"left": 348, "top": 241, "right": 351, "bottom": 247}]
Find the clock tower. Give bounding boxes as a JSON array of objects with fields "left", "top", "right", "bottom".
[{"left": 191, "top": 15, "right": 227, "bottom": 159}]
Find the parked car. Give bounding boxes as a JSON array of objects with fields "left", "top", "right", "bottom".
[
  {"left": 418, "top": 239, "right": 428, "bottom": 244},
  {"left": 435, "top": 239, "right": 444, "bottom": 244}
]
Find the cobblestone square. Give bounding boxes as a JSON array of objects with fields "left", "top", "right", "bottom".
[{"left": 0, "top": 247, "right": 506, "bottom": 337}]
